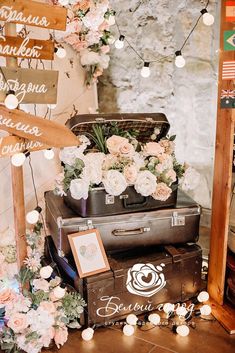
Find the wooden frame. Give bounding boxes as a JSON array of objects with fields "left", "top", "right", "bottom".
[
  {"left": 68, "top": 229, "right": 110, "bottom": 278},
  {"left": 208, "top": 0, "right": 235, "bottom": 334}
]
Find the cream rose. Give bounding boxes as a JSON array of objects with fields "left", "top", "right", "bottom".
[
  {"left": 0, "top": 288, "right": 16, "bottom": 305},
  {"left": 39, "top": 301, "right": 56, "bottom": 314},
  {"left": 165, "top": 169, "right": 177, "bottom": 185},
  {"left": 32, "top": 278, "right": 50, "bottom": 292},
  {"left": 143, "top": 142, "right": 164, "bottom": 157},
  {"left": 134, "top": 171, "right": 157, "bottom": 197},
  {"left": 152, "top": 183, "right": 172, "bottom": 201},
  {"left": 158, "top": 153, "right": 173, "bottom": 171},
  {"left": 119, "top": 142, "right": 135, "bottom": 157},
  {"left": 159, "top": 139, "right": 175, "bottom": 154},
  {"left": 106, "top": 135, "right": 128, "bottom": 154},
  {"left": 54, "top": 326, "right": 68, "bottom": 349},
  {"left": 69, "top": 178, "right": 89, "bottom": 200},
  {"left": 124, "top": 165, "right": 138, "bottom": 185},
  {"left": 103, "top": 170, "right": 127, "bottom": 196},
  {"left": 7, "top": 313, "right": 28, "bottom": 333}
]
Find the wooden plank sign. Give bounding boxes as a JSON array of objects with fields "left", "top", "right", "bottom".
[
  {"left": 0, "top": 0, "right": 67, "bottom": 31},
  {"left": 0, "top": 67, "right": 58, "bottom": 104},
  {"left": 0, "top": 35, "right": 54, "bottom": 60},
  {"left": 0, "top": 135, "right": 49, "bottom": 157},
  {"left": 0, "top": 106, "right": 80, "bottom": 148}
]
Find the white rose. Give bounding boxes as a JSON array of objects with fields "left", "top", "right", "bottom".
[
  {"left": 40, "top": 266, "right": 53, "bottom": 279},
  {"left": 70, "top": 178, "right": 89, "bottom": 200},
  {"left": 103, "top": 170, "right": 127, "bottom": 196},
  {"left": 133, "top": 153, "right": 145, "bottom": 170},
  {"left": 134, "top": 171, "right": 157, "bottom": 197},
  {"left": 83, "top": 152, "right": 105, "bottom": 185},
  {"left": 59, "top": 146, "right": 84, "bottom": 166},
  {"left": 180, "top": 167, "right": 201, "bottom": 191}
]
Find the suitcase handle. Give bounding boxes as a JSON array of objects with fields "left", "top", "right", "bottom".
[
  {"left": 112, "top": 227, "right": 150, "bottom": 236},
  {"left": 123, "top": 197, "right": 148, "bottom": 209}
]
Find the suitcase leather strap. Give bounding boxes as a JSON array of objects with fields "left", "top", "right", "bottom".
[{"left": 164, "top": 245, "right": 182, "bottom": 263}]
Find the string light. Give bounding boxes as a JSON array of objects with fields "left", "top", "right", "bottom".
[
  {"left": 200, "top": 304, "right": 212, "bottom": 316},
  {"left": 58, "top": 0, "right": 69, "bottom": 5},
  {"left": 197, "top": 291, "right": 209, "bottom": 303},
  {"left": 175, "top": 51, "right": 186, "bottom": 68},
  {"left": 123, "top": 324, "right": 135, "bottom": 336},
  {"left": 115, "top": 35, "right": 125, "bottom": 49},
  {"left": 55, "top": 47, "right": 67, "bottom": 59},
  {"left": 141, "top": 62, "right": 151, "bottom": 78},
  {"left": 43, "top": 149, "right": 55, "bottom": 160},
  {"left": 163, "top": 303, "right": 174, "bottom": 314},
  {"left": 201, "top": 9, "right": 214, "bottom": 26},
  {"left": 11, "top": 150, "right": 30, "bottom": 167},
  {"left": 148, "top": 313, "right": 161, "bottom": 325},
  {"left": 176, "top": 325, "right": 190, "bottom": 337},
  {"left": 26, "top": 206, "right": 42, "bottom": 225},
  {"left": 176, "top": 306, "right": 188, "bottom": 317},
  {"left": 126, "top": 314, "right": 138, "bottom": 325},
  {"left": 4, "top": 91, "right": 19, "bottom": 110},
  {"left": 82, "top": 328, "right": 94, "bottom": 341}
]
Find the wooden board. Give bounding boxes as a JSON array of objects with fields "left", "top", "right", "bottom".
[
  {"left": 210, "top": 299, "right": 235, "bottom": 334},
  {"left": 0, "top": 0, "right": 67, "bottom": 31},
  {"left": 0, "top": 66, "right": 58, "bottom": 104},
  {"left": 208, "top": 0, "right": 235, "bottom": 305},
  {"left": 0, "top": 105, "right": 79, "bottom": 148},
  {"left": 0, "top": 35, "right": 54, "bottom": 60},
  {"left": 0, "top": 135, "right": 49, "bottom": 157}
]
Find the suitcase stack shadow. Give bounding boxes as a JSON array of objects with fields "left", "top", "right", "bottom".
[{"left": 45, "top": 189, "right": 202, "bottom": 326}]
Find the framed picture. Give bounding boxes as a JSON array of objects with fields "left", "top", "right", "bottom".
[{"left": 68, "top": 229, "right": 110, "bottom": 278}]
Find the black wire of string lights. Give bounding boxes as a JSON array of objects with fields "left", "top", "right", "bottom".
[{"left": 114, "top": 0, "right": 214, "bottom": 78}]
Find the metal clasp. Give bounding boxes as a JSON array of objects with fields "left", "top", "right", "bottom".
[{"left": 171, "top": 212, "right": 185, "bottom": 227}]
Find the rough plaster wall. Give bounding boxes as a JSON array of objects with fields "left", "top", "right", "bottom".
[
  {"left": 99, "top": 0, "right": 220, "bottom": 209},
  {"left": 0, "top": 27, "right": 97, "bottom": 232}
]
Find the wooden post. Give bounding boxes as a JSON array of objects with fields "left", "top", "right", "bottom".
[
  {"left": 5, "top": 23, "right": 27, "bottom": 269},
  {"left": 208, "top": 0, "right": 235, "bottom": 334}
]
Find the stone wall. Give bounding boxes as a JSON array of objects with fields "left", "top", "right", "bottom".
[{"left": 99, "top": 0, "right": 220, "bottom": 209}]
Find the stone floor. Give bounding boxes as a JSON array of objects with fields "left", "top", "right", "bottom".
[{"left": 49, "top": 317, "right": 235, "bottom": 353}]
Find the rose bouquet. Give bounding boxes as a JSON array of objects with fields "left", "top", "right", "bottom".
[
  {"left": 55, "top": 123, "right": 185, "bottom": 203},
  {"left": 0, "top": 224, "right": 86, "bottom": 353},
  {"left": 49, "top": 0, "right": 115, "bottom": 85}
]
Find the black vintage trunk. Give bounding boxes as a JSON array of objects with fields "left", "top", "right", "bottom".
[
  {"left": 48, "top": 237, "right": 202, "bottom": 326},
  {"left": 45, "top": 189, "right": 200, "bottom": 257}
]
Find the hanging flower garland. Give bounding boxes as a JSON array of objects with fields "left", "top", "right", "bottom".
[{"left": 49, "top": 0, "right": 115, "bottom": 85}]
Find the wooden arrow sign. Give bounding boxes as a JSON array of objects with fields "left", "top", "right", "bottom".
[
  {"left": 0, "top": 67, "right": 58, "bottom": 104},
  {"left": 0, "top": 106, "right": 80, "bottom": 148},
  {"left": 0, "top": 35, "right": 54, "bottom": 60},
  {"left": 0, "top": 0, "right": 67, "bottom": 31},
  {"left": 0, "top": 135, "right": 49, "bottom": 158}
]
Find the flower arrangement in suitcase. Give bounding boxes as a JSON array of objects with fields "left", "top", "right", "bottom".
[{"left": 55, "top": 114, "right": 185, "bottom": 217}]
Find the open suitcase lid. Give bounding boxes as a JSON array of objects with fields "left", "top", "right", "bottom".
[{"left": 66, "top": 113, "right": 170, "bottom": 142}]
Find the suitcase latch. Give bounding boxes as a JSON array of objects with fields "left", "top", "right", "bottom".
[
  {"left": 172, "top": 212, "right": 185, "bottom": 227},
  {"left": 78, "top": 220, "right": 94, "bottom": 231}
]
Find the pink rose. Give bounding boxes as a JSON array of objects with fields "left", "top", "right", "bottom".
[
  {"left": 7, "top": 313, "right": 28, "bottom": 333},
  {"left": 143, "top": 142, "right": 164, "bottom": 157},
  {"left": 119, "top": 142, "right": 135, "bottom": 157},
  {"left": 103, "top": 154, "right": 118, "bottom": 170},
  {"left": 101, "top": 45, "right": 110, "bottom": 54},
  {"left": 124, "top": 165, "right": 138, "bottom": 184},
  {"left": 159, "top": 140, "right": 175, "bottom": 154},
  {"left": 165, "top": 169, "right": 177, "bottom": 184},
  {"left": 152, "top": 183, "right": 172, "bottom": 201},
  {"left": 39, "top": 301, "right": 57, "bottom": 314},
  {"left": 0, "top": 288, "right": 16, "bottom": 305},
  {"left": 54, "top": 327, "right": 68, "bottom": 349},
  {"left": 106, "top": 135, "right": 128, "bottom": 154}
]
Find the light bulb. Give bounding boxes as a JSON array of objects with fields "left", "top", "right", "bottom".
[
  {"left": 175, "top": 51, "right": 185, "bottom": 68},
  {"left": 47, "top": 104, "right": 57, "bottom": 110},
  {"left": 115, "top": 35, "right": 125, "bottom": 49},
  {"left": 81, "top": 328, "right": 94, "bottom": 341},
  {"left": 163, "top": 303, "right": 174, "bottom": 314},
  {"left": 56, "top": 47, "right": 67, "bottom": 59},
  {"left": 26, "top": 206, "right": 42, "bottom": 225},
  {"left": 107, "top": 15, "right": 115, "bottom": 26},
  {"left": 176, "top": 306, "right": 188, "bottom": 317},
  {"left": 123, "top": 324, "right": 135, "bottom": 336},
  {"left": 201, "top": 9, "right": 214, "bottom": 26},
  {"left": 200, "top": 304, "right": 212, "bottom": 316},
  {"left": 148, "top": 313, "right": 161, "bottom": 325},
  {"left": 126, "top": 314, "right": 138, "bottom": 326},
  {"left": 58, "top": 0, "right": 69, "bottom": 5},
  {"left": 11, "top": 153, "right": 26, "bottom": 167},
  {"left": 176, "top": 325, "right": 190, "bottom": 337},
  {"left": 141, "top": 62, "right": 151, "bottom": 78},
  {"left": 197, "top": 291, "right": 209, "bottom": 303},
  {"left": 4, "top": 92, "right": 19, "bottom": 109},
  {"left": 40, "top": 266, "right": 53, "bottom": 279},
  {"left": 53, "top": 286, "right": 66, "bottom": 299},
  {"left": 43, "top": 149, "right": 55, "bottom": 160}
]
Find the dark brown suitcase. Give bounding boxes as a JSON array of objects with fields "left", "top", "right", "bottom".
[
  {"left": 48, "top": 237, "right": 202, "bottom": 326},
  {"left": 45, "top": 189, "right": 200, "bottom": 257},
  {"left": 64, "top": 113, "right": 178, "bottom": 217}
]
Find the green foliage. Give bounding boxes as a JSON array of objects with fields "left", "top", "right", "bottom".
[
  {"left": 173, "top": 160, "right": 185, "bottom": 179},
  {"left": 0, "top": 328, "right": 19, "bottom": 353},
  {"left": 61, "top": 292, "right": 86, "bottom": 322},
  {"left": 30, "top": 290, "right": 50, "bottom": 307},
  {"left": 63, "top": 158, "right": 85, "bottom": 191},
  {"left": 17, "top": 267, "right": 35, "bottom": 287}
]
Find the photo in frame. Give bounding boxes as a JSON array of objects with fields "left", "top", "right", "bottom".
[{"left": 68, "top": 229, "right": 110, "bottom": 278}]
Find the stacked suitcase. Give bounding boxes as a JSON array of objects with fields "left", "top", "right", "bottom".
[{"left": 45, "top": 113, "right": 203, "bottom": 325}]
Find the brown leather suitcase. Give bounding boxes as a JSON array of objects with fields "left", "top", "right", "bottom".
[
  {"left": 63, "top": 113, "right": 178, "bottom": 217},
  {"left": 45, "top": 189, "right": 200, "bottom": 257},
  {"left": 47, "top": 236, "right": 202, "bottom": 326}
]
